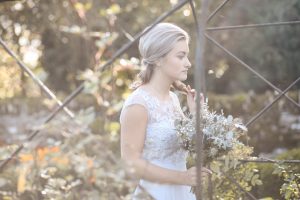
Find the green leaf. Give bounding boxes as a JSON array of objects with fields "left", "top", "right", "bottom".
[
  {"left": 256, "top": 179, "right": 263, "bottom": 185},
  {"left": 251, "top": 174, "right": 259, "bottom": 186}
]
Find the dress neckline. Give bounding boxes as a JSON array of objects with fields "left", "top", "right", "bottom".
[{"left": 137, "top": 87, "right": 173, "bottom": 105}]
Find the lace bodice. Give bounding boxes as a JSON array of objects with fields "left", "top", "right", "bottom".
[{"left": 119, "top": 87, "right": 188, "bottom": 164}]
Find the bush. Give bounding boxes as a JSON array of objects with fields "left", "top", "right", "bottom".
[{"left": 256, "top": 148, "right": 300, "bottom": 199}]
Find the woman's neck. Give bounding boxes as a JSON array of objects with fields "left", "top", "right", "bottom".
[{"left": 143, "top": 72, "right": 173, "bottom": 100}]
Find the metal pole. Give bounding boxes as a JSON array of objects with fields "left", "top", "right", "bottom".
[
  {"left": 194, "top": 0, "right": 210, "bottom": 199},
  {"left": 191, "top": 1, "right": 231, "bottom": 198}
]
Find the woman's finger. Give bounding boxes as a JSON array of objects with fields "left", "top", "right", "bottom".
[
  {"left": 201, "top": 167, "right": 212, "bottom": 174},
  {"left": 200, "top": 93, "right": 204, "bottom": 103},
  {"left": 190, "top": 89, "right": 195, "bottom": 94},
  {"left": 186, "top": 85, "right": 205, "bottom": 104}
]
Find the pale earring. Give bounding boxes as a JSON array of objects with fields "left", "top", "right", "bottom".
[{"left": 156, "top": 60, "right": 162, "bottom": 67}]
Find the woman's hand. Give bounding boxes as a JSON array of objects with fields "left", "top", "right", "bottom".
[
  {"left": 186, "top": 85, "right": 204, "bottom": 115},
  {"left": 184, "top": 166, "right": 213, "bottom": 186}
]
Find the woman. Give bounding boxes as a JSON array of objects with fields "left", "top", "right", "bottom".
[{"left": 119, "top": 22, "right": 210, "bottom": 200}]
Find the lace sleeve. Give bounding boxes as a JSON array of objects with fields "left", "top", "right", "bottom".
[{"left": 119, "top": 92, "right": 148, "bottom": 123}]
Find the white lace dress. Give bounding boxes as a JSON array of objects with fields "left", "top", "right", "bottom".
[{"left": 119, "top": 87, "right": 196, "bottom": 200}]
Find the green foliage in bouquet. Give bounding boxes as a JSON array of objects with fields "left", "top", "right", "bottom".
[
  {"left": 174, "top": 101, "right": 248, "bottom": 165},
  {"left": 175, "top": 101, "right": 263, "bottom": 198}
]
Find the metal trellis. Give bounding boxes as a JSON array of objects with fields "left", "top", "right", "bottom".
[{"left": 0, "top": 0, "right": 300, "bottom": 199}]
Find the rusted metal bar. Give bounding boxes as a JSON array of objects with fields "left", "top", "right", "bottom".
[
  {"left": 0, "top": 0, "right": 19, "bottom": 3},
  {"left": 246, "top": 76, "right": 300, "bottom": 127},
  {"left": 0, "top": 37, "right": 75, "bottom": 118},
  {"left": 94, "top": 0, "right": 190, "bottom": 72},
  {"left": 206, "top": 0, "right": 231, "bottom": 23},
  {"left": 207, "top": 20, "right": 300, "bottom": 31},
  {"left": 205, "top": 34, "right": 300, "bottom": 109},
  {"left": 217, "top": 158, "right": 300, "bottom": 164},
  {"left": 221, "top": 170, "right": 258, "bottom": 200},
  {"left": 0, "top": 0, "right": 190, "bottom": 172}
]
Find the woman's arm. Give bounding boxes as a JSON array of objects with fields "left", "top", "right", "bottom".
[{"left": 120, "top": 104, "right": 195, "bottom": 185}]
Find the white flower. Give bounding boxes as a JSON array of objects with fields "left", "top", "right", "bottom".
[
  {"left": 174, "top": 102, "right": 248, "bottom": 164},
  {"left": 234, "top": 123, "right": 248, "bottom": 131},
  {"left": 226, "top": 131, "right": 233, "bottom": 140}
]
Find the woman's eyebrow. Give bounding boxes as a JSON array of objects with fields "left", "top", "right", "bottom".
[{"left": 177, "top": 51, "right": 189, "bottom": 54}]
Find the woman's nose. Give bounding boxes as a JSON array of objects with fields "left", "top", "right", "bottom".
[{"left": 186, "top": 59, "right": 191, "bottom": 68}]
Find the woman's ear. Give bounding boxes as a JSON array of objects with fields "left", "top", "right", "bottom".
[
  {"left": 155, "top": 57, "right": 163, "bottom": 67},
  {"left": 155, "top": 60, "right": 161, "bottom": 67}
]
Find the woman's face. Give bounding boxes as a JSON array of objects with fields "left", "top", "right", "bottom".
[{"left": 158, "top": 39, "right": 191, "bottom": 82}]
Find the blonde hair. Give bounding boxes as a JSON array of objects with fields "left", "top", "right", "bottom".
[{"left": 130, "top": 22, "right": 190, "bottom": 93}]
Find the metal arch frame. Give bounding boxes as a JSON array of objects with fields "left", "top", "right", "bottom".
[
  {"left": 0, "top": 38, "right": 75, "bottom": 118},
  {"left": 0, "top": 0, "right": 191, "bottom": 174},
  {"left": 0, "top": 0, "right": 300, "bottom": 199}
]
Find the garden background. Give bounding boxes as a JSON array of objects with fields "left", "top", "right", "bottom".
[{"left": 0, "top": 0, "right": 299, "bottom": 199}]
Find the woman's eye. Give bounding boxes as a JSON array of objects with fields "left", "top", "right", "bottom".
[{"left": 178, "top": 56, "right": 184, "bottom": 59}]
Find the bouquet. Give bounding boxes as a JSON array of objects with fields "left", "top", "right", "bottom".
[{"left": 174, "top": 100, "right": 248, "bottom": 166}]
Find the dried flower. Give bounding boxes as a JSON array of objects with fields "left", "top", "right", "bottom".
[{"left": 175, "top": 101, "right": 248, "bottom": 165}]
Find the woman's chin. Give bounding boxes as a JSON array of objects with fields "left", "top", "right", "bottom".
[{"left": 179, "top": 75, "right": 188, "bottom": 81}]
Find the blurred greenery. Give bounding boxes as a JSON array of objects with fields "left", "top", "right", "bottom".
[
  {"left": 255, "top": 148, "right": 300, "bottom": 199},
  {"left": 0, "top": 0, "right": 299, "bottom": 199}
]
